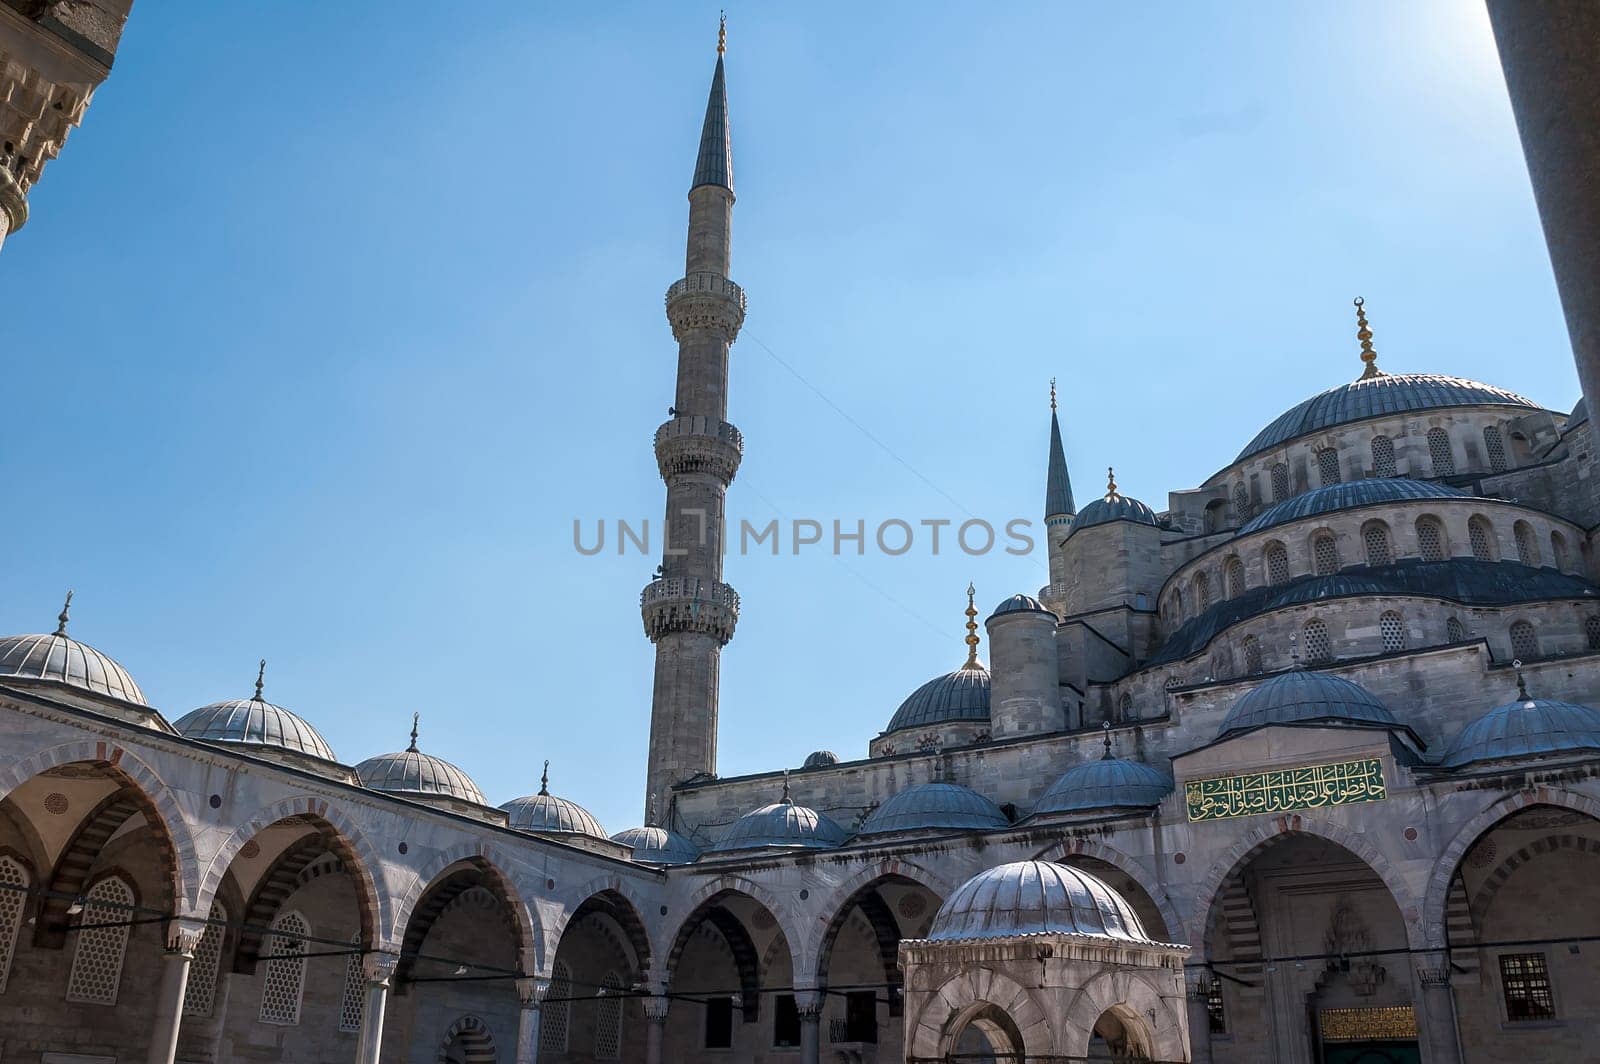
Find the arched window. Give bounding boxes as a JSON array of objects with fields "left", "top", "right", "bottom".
[
  {"left": 1552, "top": 531, "right": 1570, "bottom": 572},
  {"left": 0, "top": 855, "right": 27, "bottom": 993},
  {"left": 1446, "top": 616, "right": 1467, "bottom": 643},
  {"left": 1312, "top": 532, "right": 1340, "bottom": 576},
  {"left": 1265, "top": 541, "right": 1290, "bottom": 586},
  {"left": 1586, "top": 614, "right": 1600, "bottom": 651},
  {"left": 1371, "top": 435, "right": 1397, "bottom": 477},
  {"left": 1317, "top": 448, "right": 1342, "bottom": 486},
  {"left": 1427, "top": 428, "right": 1455, "bottom": 476},
  {"left": 1415, "top": 516, "right": 1446, "bottom": 562},
  {"left": 66, "top": 875, "right": 135, "bottom": 1005},
  {"left": 183, "top": 902, "right": 227, "bottom": 1018},
  {"left": 1233, "top": 483, "right": 1250, "bottom": 519},
  {"left": 1242, "top": 635, "right": 1263, "bottom": 675},
  {"left": 1514, "top": 521, "right": 1540, "bottom": 567},
  {"left": 596, "top": 971, "right": 623, "bottom": 1059},
  {"left": 1303, "top": 619, "right": 1332, "bottom": 664},
  {"left": 1484, "top": 424, "right": 1508, "bottom": 472},
  {"left": 1380, "top": 611, "right": 1406, "bottom": 652},
  {"left": 1510, "top": 620, "right": 1539, "bottom": 662},
  {"left": 1174, "top": 588, "right": 1185, "bottom": 621},
  {"left": 1363, "top": 521, "right": 1392, "bottom": 567},
  {"left": 339, "top": 933, "right": 364, "bottom": 1032},
  {"left": 259, "top": 910, "right": 310, "bottom": 1025},
  {"left": 1225, "top": 556, "right": 1246, "bottom": 599},
  {"left": 1194, "top": 572, "right": 1211, "bottom": 611},
  {"left": 1468, "top": 516, "right": 1496, "bottom": 562},
  {"left": 1271, "top": 462, "right": 1290, "bottom": 501},
  {"left": 541, "top": 960, "right": 573, "bottom": 1052}
]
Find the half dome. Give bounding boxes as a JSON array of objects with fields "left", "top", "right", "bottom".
[
  {"left": 927, "top": 860, "right": 1150, "bottom": 942},
  {"left": 858, "top": 783, "right": 1008, "bottom": 836},
  {"left": 610, "top": 824, "right": 701, "bottom": 865},
  {"left": 176, "top": 698, "right": 337, "bottom": 762},
  {"left": 1032, "top": 757, "right": 1172, "bottom": 816},
  {"left": 708, "top": 796, "right": 848, "bottom": 853},
  {"left": 883, "top": 665, "right": 990, "bottom": 736},
  {"left": 1218, "top": 670, "right": 1398, "bottom": 741},
  {"left": 0, "top": 631, "right": 146, "bottom": 706},
  {"left": 1240, "top": 478, "right": 1470, "bottom": 536},
  {"left": 1441, "top": 690, "right": 1600, "bottom": 769}
]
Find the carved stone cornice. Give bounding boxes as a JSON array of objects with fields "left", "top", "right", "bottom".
[
  {"left": 655, "top": 415, "right": 743, "bottom": 485},
  {"left": 1416, "top": 966, "right": 1451, "bottom": 989},
  {"left": 0, "top": 49, "right": 93, "bottom": 193},
  {"left": 640, "top": 577, "right": 739, "bottom": 645},
  {"left": 665, "top": 272, "right": 746, "bottom": 343}
]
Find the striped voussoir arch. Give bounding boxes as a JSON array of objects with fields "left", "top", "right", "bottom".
[
  {"left": 1470, "top": 832, "right": 1600, "bottom": 929},
  {"left": 436, "top": 1013, "right": 497, "bottom": 1063}
]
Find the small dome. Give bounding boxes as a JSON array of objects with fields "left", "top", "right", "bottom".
[
  {"left": 1236, "top": 373, "right": 1541, "bottom": 464},
  {"left": 858, "top": 782, "right": 1008, "bottom": 836},
  {"left": 1441, "top": 691, "right": 1600, "bottom": 769},
  {"left": 1068, "top": 493, "right": 1160, "bottom": 538},
  {"left": 928, "top": 860, "right": 1151, "bottom": 942},
  {"left": 610, "top": 824, "right": 700, "bottom": 865},
  {"left": 502, "top": 792, "right": 607, "bottom": 838},
  {"left": 802, "top": 749, "right": 840, "bottom": 769},
  {"left": 1240, "top": 478, "right": 1470, "bottom": 536},
  {"left": 708, "top": 796, "right": 848, "bottom": 853},
  {"left": 987, "top": 594, "right": 1051, "bottom": 621},
  {"left": 1033, "top": 757, "right": 1172, "bottom": 816},
  {"left": 1218, "top": 670, "right": 1398, "bottom": 740},
  {"left": 883, "top": 665, "right": 990, "bottom": 736},
  {"left": 0, "top": 631, "right": 146, "bottom": 706},
  {"left": 356, "top": 731, "right": 485, "bottom": 805},
  {"left": 176, "top": 698, "right": 338, "bottom": 762}
]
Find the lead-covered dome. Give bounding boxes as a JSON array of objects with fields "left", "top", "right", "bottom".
[
  {"left": 802, "top": 749, "right": 840, "bottom": 769},
  {"left": 883, "top": 665, "right": 990, "bottom": 736},
  {"left": 1032, "top": 756, "right": 1172, "bottom": 816},
  {"left": 1237, "top": 373, "right": 1540, "bottom": 464},
  {"left": 176, "top": 698, "right": 337, "bottom": 762},
  {"left": 708, "top": 788, "right": 848, "bottom": 853},
  {"left": 1240, "top": 479, "right": 1470, "bottom": 536},
  {"left": 928, "top": 860, "right": 1150, "bottom": 942},
  {"left": 987, "top": 594, "right": 1051, "bottom": 620},
  {"left": 356, "top": 720, "right": 485, "bottom": 805},
  {"left": 858, "top": 783, "right": 1008, "bottom": 836},
  {"left": 1440, "top": 684, "right": 1600, "bottom": 769},
  {"left": 1068, "top": 471, "right": 1160, "bottom": 539},
  {"left": 502, "top": 779, "right": 607, "bottom": 839},
  {"left": 1218, "top": 669, "right": 1398, "bottom": 740},
  {"left": 0, "top": 598, "right": 145, "bottom": 706},
  {"left": 611, "top": 824, "right": 701, "bottom": 865}
]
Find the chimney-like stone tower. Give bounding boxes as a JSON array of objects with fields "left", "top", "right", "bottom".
[{"left": 642, "top": 25, "right": 746, "bottom": 817}]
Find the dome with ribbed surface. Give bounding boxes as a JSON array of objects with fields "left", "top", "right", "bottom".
[
  {"left": 1218, "top": 670, "right": 1398, "bottom": 740},
  {"left": 928, "top": 860, "right": 1151, "bottom": 942},
  {"left": 883, "top": 665, "right": 990, "bottom": 736},
  {"left": 356, "top": 733, "right": 485, "bottom": 805},
  {"left": 987, "top": 594, "right": 1052, "bottom": 620},
  {"left": 1068, "top": 494, "right": 1160, "bottom": 538},
  {"left": 802, "top": 749, "right": 840, "bottom": 769},
  {"left": 0, "top": 632, "right": 146, "bottom": 706},
  {"left": 1236, "top": 373, "right": 1540, "bottom": 463},
  {"left": 1441, "top": 691, "right": 1600, "bottom": 769},
  {"left": 1240, "top": 478, "right": 1470, "bottom": 536},
  {"left": 1032, "top": 757, "right": 1173, "bottom": 816},
  {"left": 176, "top": 698, "right": 338, "bottom": 762},
  {"left": 503, "top": 791, "right": 607, "bottom": 838},
  {"left": 708, "top": 797, "right": 848, "bottom": 853},
  {"left": 858, "top": 783, "right": 1008, "bottom": 836},
  {"left": 611, "top": 824, "right": 701, "bottom": 865}
]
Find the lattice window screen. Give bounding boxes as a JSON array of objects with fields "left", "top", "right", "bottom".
[
  {"left": 1484, "top": 425, "right": 1508, "bottom": 472},
  {"left": 1266, "top": 543, "right": 1290, "bottom": 586},
  {"left": 1317, "top": 449, "right": 1342, "bottom": 486},
  {"left": 339, "top": 934, "right": 364, "bottom": 1032},
  {"left": 1510, "top": 621, "right": 1539, "bottom": 661},
  {"left": 1271, "top": 463, "right": 1290, "bottom": 501},
  {"left": 1428, "top": 428, "right": 1455, "bottom": 476},
  {"left": 1380, "top": 612, "right": 1406, "bottom": 652},
  {"left": 595, "top": 971, "right": 623, "bottom": 1059},
  {"left": 183, "top": 902, "right": 226, "bottom": 1018},
  {"left": 1371, "top": 435, "right": 1396, "bottom": 477},
  {"left": 1233, "top": 483, "right": 1250, "bottom": 519},
  {"left": 1514, "top": 523, "right": 1539, "bottom": 567},
  {"left": 1364, "top": 524, "right": 1392, "bottom": 567},
  {"left": 0, "top": 856, "right": 26, "bottom": 993},
  {"left": 259, "top": 911, "right": 309, "bottom": 1025},
  {"left": 1586, "top": 614, "right": 1600, "bottom": 651},
  {"left": 1194, "top": 572, "right": 1211, "bottom": 611},
  {"left": 1416, "top": 518, "right": 1445, "bottom": 562},
  {"left": 540, "top": 961, "right": 572, "bottom": 1052},
  {"left": 1469, "top": 519, "right": 1495, "bottom": 562},
  {"left": 1225, "top": 558, "right": 1246, "bottom": 599},
  {"left": 1242, "top": 636, "right": 1263, "bottom": 675},
  {"left": 1304, "top": 620, "right": 1332, "bottom": 663},
  {"left": 1312, "top": 535, "right": 1339, "bottom": 576},
  {"left": 65, "top": 875, "right": 134, "bottom": 1005},
  {"left": 1446, "top": 617, "right": 1467, "bottom": 643}
]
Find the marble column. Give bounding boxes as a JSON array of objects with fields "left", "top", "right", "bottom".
[
  {"left": 644, "top": 995, "right": 670, "bottom": 1064},
  {"left": 516, "top": 976, "right": 549, "bottom": 1064},
  {"left": 1183, "top": 975, "right": 1215, "bottom": 1064},
  {"left": 796, "top": 989, "right": 824, "bottom": 1064},
  {"left": 1485, "top": 1, "right": 1600, "bottom": 468},
  {"left": 145, "top": 924, "right": 198, "bottom": 1064},
  {"left": 355, "top": 952, "right": 398, "bottom": 1064},
  {"left": 1415, "top": 956, "right": 1463, "bottom": 1064}
]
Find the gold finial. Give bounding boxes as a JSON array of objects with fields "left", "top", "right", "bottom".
[
  {"left": 1105, "top": 467, "right": 1120, "bottom": 500},
  {"left": 962, "top": 582, "right": 981, "bottom": 669},
  {"left": 54, "top": 589, "right": 73, "bottom": 637},
  {"left": 407, "top": 712, "right": 420, "bottom": 752},
  {"left": 539, "top": 759, "right": 550, "bottom": 796},
  {"left": 1354, "top": 297, "right": 1382, "bottom": 380},
  {"left": 717, "top": 11, "right": 726, "bottom": 55},
  {"left": 253, "top": 659, "right": 266, "bottom": 702},
  {"left": 1050, "top": 377, "right": 1057, "bottom": 412}
]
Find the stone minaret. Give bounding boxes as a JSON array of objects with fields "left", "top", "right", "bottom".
[
  {"left": 641, "top": 22, "right": 747, "bottom": 817},
  {"left": 1041, "top": 380, "right": 1076, "bottom": 614}
]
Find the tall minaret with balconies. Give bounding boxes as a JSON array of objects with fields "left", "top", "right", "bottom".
[{"left": 641, "top": 20, "right": 747, "bottom": 817}]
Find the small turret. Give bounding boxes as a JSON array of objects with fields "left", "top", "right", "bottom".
[{"left": 986, "top": 594, "right": 1064, "bottom": 739}]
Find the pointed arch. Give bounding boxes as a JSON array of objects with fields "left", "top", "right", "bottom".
[
  {"left": 437, "top": 1013, "right": 498, "bottom": 1063},
  {"left": 1031, "top": 837, "right": 1185, "bottom": 944},
  {"left": 908, "top": 967, "right": 1054, "bottom": 1058},
  {"left": 554, "top": 874, "right": 652, "bottom": 982},
  {"left": 35, "top": 784, "right": 175, "bottom": 947},
  {"left": 657, "top": 873, "right": 803, "bottom": 986},
  {"left": 804, "top": 857, "right": 954, "bottom": 987},
  {"left": 663, "top": 876, "right": 798, "bottom": 1022},
  {"left": 393, "top": 850, "right": 532, "bottom": 995},
  {"left": 1061, "top": 970, "right": 1187, "bottom": 1060}
]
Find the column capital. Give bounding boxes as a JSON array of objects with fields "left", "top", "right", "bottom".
[
  {"left": 362, "top": 950, "right": 400, "bottom": 984},
  {"left": 644, "top": 994, "right": 671, "bottom": 1023},
  {"left": 162, "top": 914, "right": 207, "bottom": 956},
  {"left": 794, "top": 988, "right": 825, "bottom": 1017},
  {"left": 517, "top": 975, "right": 551, "bottom": 1008},
  {"left": 0, "top": 169, "right": 27, "bottom": 234},
  {"left": 1416, "top": 965, "right": 1452, "bottom": 989}
]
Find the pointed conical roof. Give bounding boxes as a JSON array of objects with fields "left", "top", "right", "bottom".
[
  {"left": 1045, "top": 405, "right": 1075, "bottom": 519},
  {"left": 691, "top": 54, "right": 733, "bottom": 192}
]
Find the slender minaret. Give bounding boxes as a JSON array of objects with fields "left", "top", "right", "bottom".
[
  {"left": 641, "top": 19, "right": 747, "bottom": 817},
  {"left": 1042, "top": 380, "right": 1076, "bottom": 609}
]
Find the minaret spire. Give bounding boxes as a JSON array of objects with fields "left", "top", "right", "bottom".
[
  {"left": 642, "top": 28, "right": 748, "bottom": 819},
  {"left": 961, "top": 583, "right": 983, "bottom": 670},
  {"left": 1044, "top": 379, "right": 1075, "bottom": 521},
  {"left": 1354, "top": 297, "right": 1382, "bottom": 379}
]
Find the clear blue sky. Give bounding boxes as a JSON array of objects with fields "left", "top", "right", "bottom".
[{"left": 1, "top": 2, "right": 1577, "bottom": 834}]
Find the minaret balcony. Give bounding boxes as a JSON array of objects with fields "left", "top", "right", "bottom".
[
  {"left": 640, "top": 577, "right": 740, "bottom": 644},
  {"left": 666, "top": 272, "right": 746, "bottom": 342},
  {"left": 655, "top": 416, "right": 743, "bottom": 483}
]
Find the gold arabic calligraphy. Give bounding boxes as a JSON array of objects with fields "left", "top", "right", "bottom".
[{"left": 1184, "top": 757, "right": 1386, "bottom": 822}]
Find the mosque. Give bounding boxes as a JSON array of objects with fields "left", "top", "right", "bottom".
[{"left": 2, "top": 6, "right": 1600, "bottom": 1064}]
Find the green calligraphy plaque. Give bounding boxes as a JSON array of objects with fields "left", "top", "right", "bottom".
[{"left": 1184, "top": 757, "right": 1386, "bottom": 822}]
